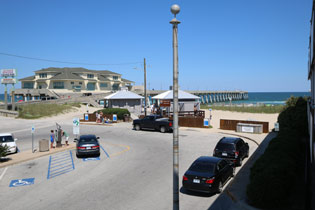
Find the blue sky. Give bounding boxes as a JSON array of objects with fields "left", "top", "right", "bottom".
[{"left": 0, "top": 0, "right": 312, "bottom": 92}]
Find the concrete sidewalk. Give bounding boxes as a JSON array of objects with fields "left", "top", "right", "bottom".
[
  {"left": 0, "top": 143, "right": 76, "bottom": 168},
  {"left": 208, "top": 132, "right": 278, "bottom": 210}
]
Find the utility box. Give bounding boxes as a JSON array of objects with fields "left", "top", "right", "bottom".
[
  {"left": 236, "top": 123, "right": 263, "bottom": 134},
  {"left": 39, "top": 139, "right": 49, "bottom": 152}
]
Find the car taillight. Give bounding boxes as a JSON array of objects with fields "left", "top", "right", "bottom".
[
  {"left": 92, "top": 146, "right": 100, "bottom": 149},
  {"left": 235, "top": 151, "right": 239, "bottom": 158},
  {"left": 77, "top": 147, "right": 86, "bottom": 149},
  {"left": 169, "top": 122, "right": 173, "bottom": 127},
  {"left": 183, "top": 175, "right": 188, "bottom": 181},
  {"left": 206, "top": 178, "right": 215, "bottom": 184}
]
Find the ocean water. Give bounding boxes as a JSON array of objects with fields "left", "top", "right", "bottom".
[
  {"left": 225, "top": 92, "right": 311, "bottom": 105},
  {"left": 0, "top": 92, "right": 311, "bottom": 105}
]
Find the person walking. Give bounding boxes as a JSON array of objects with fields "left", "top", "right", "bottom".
[{"left": 50, "top": 130, "right": 55, "bottom": 149}]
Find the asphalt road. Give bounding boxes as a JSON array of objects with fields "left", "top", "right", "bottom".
[{"left": 0, "top": 118, "right": 258, "bottom": 210}]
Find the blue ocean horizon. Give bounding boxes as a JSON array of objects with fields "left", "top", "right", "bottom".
[
  {"left": 224, "top": 92, "right": 310, "bottom": 105},
  {"left": 0, "top": 91, "right": 311, "bottom": 105}
]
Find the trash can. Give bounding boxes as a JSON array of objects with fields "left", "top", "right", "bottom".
[
  {"left": 39, "top": 139, "right": 49, "bottom": 152},
  {"left": 124, "top": 114, "right": 130, "bottom": 122}
]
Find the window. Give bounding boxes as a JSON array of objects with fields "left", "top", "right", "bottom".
[
  {"left": 79, "top": 82, "right": 82, "bottom": 85},
  {"left": 53, "top": 82, "right": 64, "bottom": 89},
  {"left": 189, "top": 161, "right": 215, "bottom": 173},
  {"left": 71, "top": 82, "right": 74, "bottom": 85},
  {"left": 87, "top": 74, "right": 94, "bottom": 79},
  {"left": 0, "top": 135, "right": 14, "bottom": 142},
  {"left": 100, "top": 83, "right": 108, "bottom": 88},
  {"left": 39, "top": 73, "right": 47, "bottom": 78},
  {"left": 113, "top": 76, "right": 119, "bottom": 80},
  {"left": 23, "top": 82, "right": 34, "bottom": 89},
  {"left": 112, "top": 84, "right": 119, "bottom": 90},
  {"left": 87, "top": 83, "right": 95, "bottom": 91}
]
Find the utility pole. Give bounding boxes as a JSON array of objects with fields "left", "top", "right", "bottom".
[
  {"left": 11, "top": 84, "right": 15, "bottom": 111},
  {"left": 144, "top": 58, "right": 147, "bottom": 116}
]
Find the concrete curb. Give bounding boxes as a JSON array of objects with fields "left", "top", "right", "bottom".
[{"left": 0, "top": 144, "right": 76, "bottom": 168}]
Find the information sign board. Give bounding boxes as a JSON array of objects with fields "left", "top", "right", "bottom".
[
  {"left": 160, "top": 100, "right": 171, "bottom": 107},
  {"left": 1, "top": 69, "right": 16, "bottom": 77},
  {"left": 1, "top": 78, "right": 16, "bottom": 84}
]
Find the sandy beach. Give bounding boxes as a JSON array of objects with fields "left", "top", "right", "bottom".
[{"left": 202, "top": 109, "right": 279, "bottom": 132}]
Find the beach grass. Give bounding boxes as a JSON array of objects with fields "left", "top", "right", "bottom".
[
  {"left": 18, "top": 104, "right": 78, "bottom": 119},
  {"left": 200, "top": 104, "right": 284, "bottom": 113}
]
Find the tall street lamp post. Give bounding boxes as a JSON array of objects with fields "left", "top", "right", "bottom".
[{"left": 170, "top": 4, "right": 180, "bottom": 210}]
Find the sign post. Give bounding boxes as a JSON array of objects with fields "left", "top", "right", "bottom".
[
  {"left": 31, "top": 125, "right": 35, "bottom": 153},
  {"left": 73, "top": 118, "right": 80, "bottom": 138}
]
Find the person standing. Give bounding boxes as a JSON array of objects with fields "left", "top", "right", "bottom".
[
  {"left": 63, "top": 130, "right": 69, "bottom": 146},
  {"left": 50, "top": 130, "right": 55, "bottom": 149}
]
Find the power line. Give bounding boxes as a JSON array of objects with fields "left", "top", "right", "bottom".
[{"left": 0, "top": 52, "right": 142, "bottom": 66}]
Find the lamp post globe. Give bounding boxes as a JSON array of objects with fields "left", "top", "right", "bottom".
[{"left": 171, "top": 4, "right": 180, "bottom": 16}]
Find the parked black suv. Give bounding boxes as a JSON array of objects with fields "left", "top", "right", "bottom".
[{"left": 213, "top": 137, "right": 249, "bottom": 166}]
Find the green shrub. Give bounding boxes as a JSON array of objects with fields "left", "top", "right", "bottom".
[
  {"left": 278, "top": 97, "right": 308, "bottom": 137},
  {"left": 95, "top": 108, "right": 130, "bottom": 120},
  {"left": 247, "top": 97, "right": 308, "bottom": 209},
  {"left": 0, "top": 144, "right": 9, "bottom": 158}
]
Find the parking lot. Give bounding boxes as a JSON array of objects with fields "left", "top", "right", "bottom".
[{"left": 0, "top": 119, "right": 259, "bottom": 210}]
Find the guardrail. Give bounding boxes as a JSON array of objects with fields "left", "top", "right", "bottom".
[{"left": 0, "top": 109, "right": 18, "bottom": 117}]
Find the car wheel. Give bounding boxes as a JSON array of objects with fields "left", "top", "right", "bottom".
[
  {"left": 231, "top": 167, "right": 235, "bottom": 177},
  {"left": 135, "top": 124, "right": 140, "bottom": 131},
  {"left": 15, "top": 147, "right": 18, "bottom": 154},
  {"left": 217, "top": 181, "right": 223, "bottom": 194},
  {"left": 238, "top": 158, "right": 243, "bottom": 166},
  {"left": 160, "top": 126, "right": 166, "bottom": 133},
  {"left": 245, "top": 150, "right": 249, "bottom": 158},
  {"left": 76, "top": 154, "right": 81, "bottom": 158}
]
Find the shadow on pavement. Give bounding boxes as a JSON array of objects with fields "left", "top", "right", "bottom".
[
  {"left": 180, "top": 187, "right": 216, "bottom": 198},
  {"left": 0, "top": 157, "right": 12, "bottom": 163}
]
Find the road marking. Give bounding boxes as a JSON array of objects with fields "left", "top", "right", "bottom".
[
  {"left": 103, "top": 142, "right": 130, "bottom": 157},
  {"left": 9, "top": 178, "right": 35, "bottom": 187},
  {"left": 47, "top": 150, "right": 74, "bottom": 179},
  {"left": 0, "top": 167, "right": 8, "bottom": 181},
  {"left": 100, "top": 145, "right": 110, "bottom": 158}
]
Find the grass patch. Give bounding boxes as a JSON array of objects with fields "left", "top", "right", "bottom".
[
  {"left": 18, "top": 104, "right": 77, "bottom": 119},
  {"left": 200, "top": 104, "right": 284, "bottom": 113}
]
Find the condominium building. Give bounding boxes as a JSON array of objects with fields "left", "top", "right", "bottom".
[{"left": 19, "top": 67, "right": 134, "bottom": 92}]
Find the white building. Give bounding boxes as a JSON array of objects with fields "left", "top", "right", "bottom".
[
  {"left": 152, "top": 90, "right": 200, "bottom": 112},
  {"left": 104, "top": 89, "right": 144, "bottom": 114}
]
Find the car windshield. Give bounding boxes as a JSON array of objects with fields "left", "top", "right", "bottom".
[
  {"left": 189, "top": 161, "right": 215, "bottom": 173},
  {"left": 216, "top": 143, "right": 235, "bottom": 151},
  {"left": 79, "top": 138, "right": 97, "bottom": 143},
  {"left": 0, "top": 136, "right": 14, "bottom": 143}
]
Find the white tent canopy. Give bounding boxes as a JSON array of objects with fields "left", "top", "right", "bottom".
[
  {"left": 105, "top": 90, "right": 144, "bottom": 99},
  {"left": 152, "top": 90, "right": 200, "bottom": 100}
]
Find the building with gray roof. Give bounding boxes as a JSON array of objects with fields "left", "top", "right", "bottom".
[{"left": 19, "top": 67, "right": 134, "bottom": 93}]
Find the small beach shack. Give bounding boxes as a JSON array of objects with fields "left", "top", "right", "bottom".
[
  {"left": 152, "top": 90, "right": 200, "bottom": 112},
  {"left": 104, "top": 90, "right": 143, "bottom": 114}
]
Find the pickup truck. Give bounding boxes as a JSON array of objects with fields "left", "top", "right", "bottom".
[{"left": 133, "top": 115, "right": 173, "bottom": 133}]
